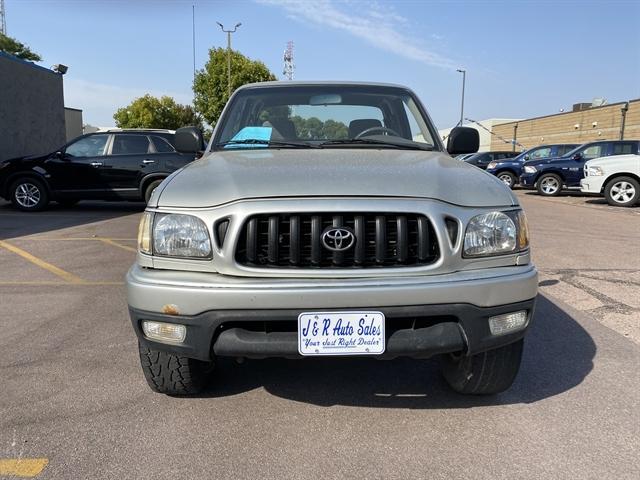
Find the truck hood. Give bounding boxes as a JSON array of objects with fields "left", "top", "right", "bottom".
[{"left": 156, "top": 149, "right": 517, "bottom": 208}]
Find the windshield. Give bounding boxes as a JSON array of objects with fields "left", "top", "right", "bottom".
[{"left": 214, "top": 85, "right": 438, "bottom": 150}]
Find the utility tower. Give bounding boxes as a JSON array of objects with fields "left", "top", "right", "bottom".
[
  {"left": 1, "top": 0, "right": 7, "bottom": 35},
  {"left": 283, "top": 41, "right": 294, "bottom": 80}
]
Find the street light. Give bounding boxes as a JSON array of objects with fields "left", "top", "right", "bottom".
[
  {"left": 456, "top": 69, "right": 466, "bottom": 126},
  {"left": 217, "top": 22, "right": 242, "bottom": 98}
]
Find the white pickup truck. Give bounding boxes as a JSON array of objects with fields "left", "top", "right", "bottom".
[{"left": 581, "top": 154, "right": 640, "bottom": 207}]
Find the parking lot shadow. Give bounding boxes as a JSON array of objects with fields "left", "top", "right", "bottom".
[
  {"left": 0, "top": 200, "right": 144, "bottom": 239},
  {"left": 199, "top": 294, "right": 595, "bottom": 408}
]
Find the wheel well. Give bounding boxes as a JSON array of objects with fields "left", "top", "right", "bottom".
[
  {"left": 495, "top": 169, "right": 516, "bottom": 177},
  {"left": 603, "top": 172, "right": 640, "bottom": 193},
  {"left": 539, "top": 170, "right": 565, "bottom": 182},
  {"left": 3, "top": 172, "right": 51, "bottom": 198},
  {"left": 140, "top": 175, "right": 166, "bottom": 196}
]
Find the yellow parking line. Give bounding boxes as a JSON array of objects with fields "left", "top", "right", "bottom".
[
  {"left": 0, "top": 458, "right": 48, "bottom": 477},
  {"left": 0, "top": 240, "right": 85, "bottom": 284},
  {"left": 99, "top": 238, "right": 137, "bottom": 253}
]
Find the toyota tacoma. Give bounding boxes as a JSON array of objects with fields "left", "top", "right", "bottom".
[{"left": 127, "top": 82, "right": 537, "bottom": 396}]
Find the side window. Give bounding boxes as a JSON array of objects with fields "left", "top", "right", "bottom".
[
  {"left": 111, "top": 135, "right": 151, "bottom": 155},
  {"left": 151, "top": 136, "right": 176, "bottom": 153},
  {"left": 558, "top": 145, "right": 575, "bottom": 156},
  {"left": 581, "top": 144, "right": 605, "bottom": 160},
  {"left": 530, "top": 147, "right": 552, "bottom": 159},
  {"left": 65, "top": 135, "right": 108, "bottom": 157},
  {"left": 611, "top": 142, "right": 636, "bottom": 155}
]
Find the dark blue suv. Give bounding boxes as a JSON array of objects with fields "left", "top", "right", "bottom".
[
  {"left": 485, "top": 144, "right": 577, "bottom": 188},
  {"left": 520, "top": 140, "right": 640, "bottom": 196}
]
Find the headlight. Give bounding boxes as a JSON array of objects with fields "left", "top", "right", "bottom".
[
  {"left": 486, "top": 161, "right": 497, "bottom": 169},
  {"left": 586, "top": 166, "right": 603, "bottom": 176},
  {"left": 152, "top": 213, "right": 212, "bottom": 258},
  {"left": 523, "top": 165, "right": 537, "bottom": 174},
  {"left": 464, "top": 210, "right": 529, "bottom": 257}
]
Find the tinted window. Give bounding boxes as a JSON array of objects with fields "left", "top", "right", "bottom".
[
  {"left": 112, "top": 135, "right": 151, "bottom": 155},
  {"left": 612, "top": 142, "right": 636, "bottom": 155},
  {"left": 581, "top": 144, "right": 605, "bottom": 160},
  {"left": 65, "top": 135, "right": 108, "bottom": 157},
  {"left": 151, "top": 136, "right": 175, "bottom": 153},
  {"left": 558, "top": 145, "right": 577, "bottom": 156}
]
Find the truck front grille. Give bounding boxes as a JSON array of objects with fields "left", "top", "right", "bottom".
[{"left": 235, "top": 213, "right": 439, "bottom": 268}]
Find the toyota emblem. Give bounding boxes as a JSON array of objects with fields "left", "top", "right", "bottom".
[{"left": 321, "top": 227, "right": 356, "bottom": 252}]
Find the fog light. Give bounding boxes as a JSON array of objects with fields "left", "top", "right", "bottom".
[
  {"left": 488, "top": 311, "right": 528, "bottom": 336},
  {"left": 142, "top": 321, "right": 186, "bottom": 344}
]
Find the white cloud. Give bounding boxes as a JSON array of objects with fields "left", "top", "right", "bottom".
[
  {"left": 257, "top": 0, "right": 455, "bottom": 69},
  {"left": 63, "top": 78, "right": 192, "bottom": 127}
]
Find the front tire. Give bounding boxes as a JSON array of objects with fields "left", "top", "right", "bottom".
[
  {"left": 604, "top": 176, "right": 640, "bottom": 207},
  {"left": 10, "top": 177, "right": 49, "bottom": 211},
  {"left": 496, "top": 171, "right": 517, "bottom": 189},
  {"left": 138, "top": 342, "right": 214, "bottom": 395},
  {"left": 441, "top": 339, "right": 524, "bottom": 395},
  {"left": 536, "top": 173, "right": 562, "bottom": 196}
]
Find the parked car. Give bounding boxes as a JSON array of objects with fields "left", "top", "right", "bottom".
[
  {"left": 581, "top": 154, "right": 640, "bottom": 207},
  {"left": 463, "top": 151, "right": 518, "bottom": 170},
  {"left": 519, "top": 140, "right": 640, "bottom": 196},
  {"left": 485, "top": 144, "right": 578, "bottom": 188},
  {"left": 0, "top": 129, "right": 204, "bottom": 211},
  {"left": 127, "top": 81, "right": 537, "bottom": 396}
]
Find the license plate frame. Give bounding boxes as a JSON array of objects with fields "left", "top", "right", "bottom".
[{"left": 297, "top": 311, "right": 386, "bottom": 356}]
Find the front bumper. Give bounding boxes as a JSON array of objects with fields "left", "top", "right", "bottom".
[
  {"left": 127, "top": 264, "right": 538, "bottom": 361},
  {"left": 519, "top": 172, "right": 537, "bottom": 188},
  {"left": 580, "top": 176, "right": 605, "bottom": 193}
]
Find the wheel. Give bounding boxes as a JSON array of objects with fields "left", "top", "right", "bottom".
[
  {"left": 57, "top": 199, "right": 79, "bottom": 207},
  {"left": 138, "top": 342, "right": 214, "bottom": 395},
  {"left": 496, "top": 171, "right": 517, "bottom": 189},
  {"left": 9, "top": 177, "right": 49, "bottom": 211},
  {"left": 144, "top": 179, "right": 164, "bottom": 203},
  {"left": 536, "top": 173, "right": 562, "bottom": 196},
  {"left": 441, "top": 339, "right": 524, "bottom": 395},
  {"left": 604, "top": 176, "right": 640, "bottom": 207}
]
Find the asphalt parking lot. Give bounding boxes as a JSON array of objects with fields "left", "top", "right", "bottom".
[{"left": 0, "top": 191, "right": 638, "bottom": 479}]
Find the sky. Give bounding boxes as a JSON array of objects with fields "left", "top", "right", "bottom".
[{"left": 5, "top": 0, "right": 640, "bottom": 129}]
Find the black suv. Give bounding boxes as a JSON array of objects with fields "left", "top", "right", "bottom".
[
  {"left": 0, "top": 128, "right": 204, "bottom": 211},
  {"left": 463, "top": 151, "right": 518, "bottom": 170}
]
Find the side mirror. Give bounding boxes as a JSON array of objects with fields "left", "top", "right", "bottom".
[
  {"left": 523, "top": 154, "right": 530, "bottom": 160},
  {"left": 54, "top": 151, "right": 64, "bottom": 159},
  {"left": 175, "top": 126, "right": 205, "bottom": 154},
  {"left": 447, "top": 127, "right": 479, "bottom": 155},
  {"left": 572, "top": 152, "right": 583, "bottom": 160}
]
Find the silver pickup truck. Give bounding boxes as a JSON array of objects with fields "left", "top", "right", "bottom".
[{"left": 127, "top": 82, "right": 537, "bottom": 396}]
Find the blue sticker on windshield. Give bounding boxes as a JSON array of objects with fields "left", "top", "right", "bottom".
[{"left": 224, "top": 126, "right": 272, "bottom": 148}]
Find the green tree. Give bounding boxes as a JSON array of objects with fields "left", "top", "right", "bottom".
[
  {"left": 113, "top": 94, "right": 202, "bottom": 130},
  {"left": 0, "top": 33, "right": 42, "bottom": 61},
  {"left": 193, "top": 48, "right": 276, "bottom": 126}
]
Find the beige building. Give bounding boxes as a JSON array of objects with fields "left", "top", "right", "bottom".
[{"left": 490, "top": 99, "right": 640, "bottom": 151}]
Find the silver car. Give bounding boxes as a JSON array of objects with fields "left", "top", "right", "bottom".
[{"left": 128, "top": 82, "right": 537, "bottom": 396}]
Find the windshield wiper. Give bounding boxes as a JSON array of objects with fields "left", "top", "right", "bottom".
[
  {"left": 217, "top": 139, "right": 320, "bottom": 149},
  {"left": 319, "top": 138, "right": 433, "bottom": 151}
]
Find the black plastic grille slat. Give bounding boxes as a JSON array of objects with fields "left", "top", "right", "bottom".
[
  {"left": 236, "top": 212, "right": 439, "bottom": 269},
  {"left": 289, "top": 215, "right": 300, "bottom": 265}
]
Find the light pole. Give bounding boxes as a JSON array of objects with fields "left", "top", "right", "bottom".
[
  {"left": 216, "top": 22, "right": 242, "bottom": 98},
  {"left": 456, "top": 69, "right": 466, "bottom": 126}
]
